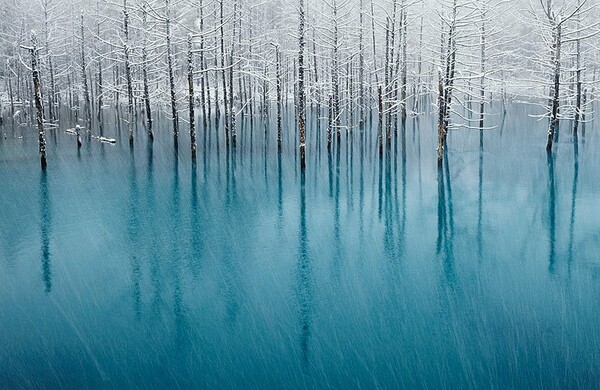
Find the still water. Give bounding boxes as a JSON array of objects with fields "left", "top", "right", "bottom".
[{"left": 1, "top": 105, "right": 600, "bottom": 388}]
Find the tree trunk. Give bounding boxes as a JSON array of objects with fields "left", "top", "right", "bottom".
[
  {"left": 188, "top": 34, "right": 196, "bottom": 157},
  {"left": 276, "top": 45, "right": 282, "bottom": 152},
  {"left": 30, "top": 33, "right": 47, "bottom": 169},
  {"left": 80, "top": 15, "right": 92, "bottom": 134},
  {"left": 298, "top": 0, "right": 306, "bottom": 170},
  {"left": 166, "top": 0, "right": 179, "bottom": 147},
  {"left": 220, "top": 0, "right": 229, "bottom": 147},
  {"left": 546, "top": 23, "right": 561, "bottom": 152},
  {"left": 123, "top": 1, "right": 134, "bottom": 146},
  {"left": 142, "top": 3, "right": 153, "bottom": 139}
]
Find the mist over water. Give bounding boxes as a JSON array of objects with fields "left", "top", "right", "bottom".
[{"left": 1, "top": 105, "right": 600, "bottom": 387}]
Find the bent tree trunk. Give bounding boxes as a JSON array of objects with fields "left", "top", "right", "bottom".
[{"left": 30, "top": 33, "right": 47, "bottom": 169}]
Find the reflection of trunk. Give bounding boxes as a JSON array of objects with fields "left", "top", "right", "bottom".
[
  {"left": 296, "top": 169, "right": 312, "bottom": 365},
  {"left": 547, "top": 153, "right": 556, "bottom": 273},
  {"left": 477, "top": 131, "right": 484, "bottom": 260},
  {"left": 436, "top": 167, "right": 446, "bottom": 255},
  {"left": 568, "top": 135, "right": 579, "bottom": 268},
  {"left": 437, "top": 157, "right": 455, "bottom": 283},
  {"left": 30, "top": 34, "right": 47, "bottom": 169},
  {"left": 127, "top": 154, "right": 141, "bottom": 318},
  {"left": 40, "top": 170, "right": 52, "bottom": 293}
]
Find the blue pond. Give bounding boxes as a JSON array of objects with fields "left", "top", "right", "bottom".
[{"left": 1, "top": 106, "right": 600, "bottom": 388}]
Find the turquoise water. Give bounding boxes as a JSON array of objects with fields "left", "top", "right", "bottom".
[{"left": 1, "top": 106, "right": 600, "bottom": 388}]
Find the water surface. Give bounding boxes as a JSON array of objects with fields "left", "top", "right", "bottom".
[{"left": 1, "top": 106, "right": 600, "bottom": 388}]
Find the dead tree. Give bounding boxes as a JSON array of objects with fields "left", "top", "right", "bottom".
[
  {"left": 165, "top": 0, "right": 179, "bottom": 147},
  {"left": 198, "top": 0, "right": 207, "bottom": 131},
  {"left": 122, "top": 1, "right": 134, "bottom": 146},
  {"left": 545, "top": 7, "right": 561, "bottom": 152},
  {"left": 437, "top": 0, "right": 458, "bottom": 165},
  {"left": 28, "top": 33, "right": 47, "bottom": 169},
  {"left": 80, "top": 14, "right": 92, "bottom": 134},
  {"left": 188, "top": 34, "right": 196, "bottom": 157},
  {"left": 229, "top": 0, "right": 238, "bottom": 146},
  {"left": 479, "top": 3, "right": 486, "bottom": 129},
  {"left": 220, "top": 0, "right": 229, "bottom": 147},
  {"left": 142, "top": 2, "right": 153, "bottom": 139},
  {"left": 298, "top": 0, "right": 306, "bottom": 170},
  {"left": 276, "top": 44, "right": 282, "bottom": 152}
]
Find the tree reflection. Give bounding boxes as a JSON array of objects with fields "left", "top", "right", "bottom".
[
  {"left": 477, "top": 129, "right": 484, "bottom": 261},
  {"left": 437, "top": 152, "right": 455, "bottom": 286},
  {"left": 128, "top": 152, "right": 142, "bottom": 319},
  {"left": 568, "top": 133, "right": 579, "bottom": 273},
  {"left": 547, "top": 152, "right": 556, "bottom": 274},
  {"left": 295, "top": 169, "right": 313, "bottom": 366},
  {"left": 39, "top": 170, "right": 52, "bottom": 293}
]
